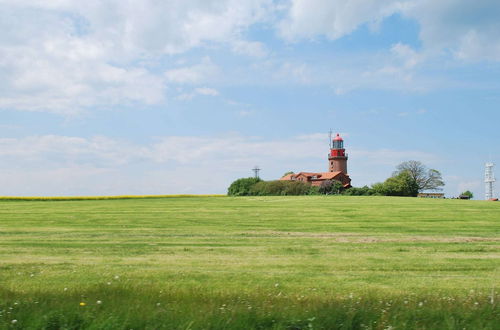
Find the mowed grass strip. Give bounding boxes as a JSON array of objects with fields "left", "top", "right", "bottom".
[{"left": 0, "top": 196, "right": 498, "bottom": 329}]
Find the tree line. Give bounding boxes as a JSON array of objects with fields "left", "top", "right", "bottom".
[{"left": 228, "top": 160, "right": 445, "bottom": 197}]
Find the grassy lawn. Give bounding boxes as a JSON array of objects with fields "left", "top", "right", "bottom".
[{"left": 0, "top": 196, "right": 498, "bottom": 329}]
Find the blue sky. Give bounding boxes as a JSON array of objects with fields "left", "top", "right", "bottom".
[{"left": 1, "top": 0, "right": 499, "bottom": 198}]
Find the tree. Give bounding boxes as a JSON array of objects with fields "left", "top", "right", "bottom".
[
  {"left": 319, "top": 180, "right": 344, "bottom": 195},
  {"left": 319, "top": 180, "right": 333, "bottom": 194},
  {"left": 372, "top": 171, "right": 419, "bottom": 197},
  {"left": 282, "top": 171, "right": 295, "bottom": 177},
  {"left": 393, "top": 160, "right": 444, "bottom": 192},
  {"left": 461, "top": 190, "right": 474, "bottom": 199},
  {"left": 227, "top": 177, "right": 262, "bottom": 196}
]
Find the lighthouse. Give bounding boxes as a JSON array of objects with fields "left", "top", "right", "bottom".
[
  {"left": 279, "top": 131, "right": 351, "bottom": 188},
  {"left": 329, "top": 133, "right": 348, "bottom": 174}
]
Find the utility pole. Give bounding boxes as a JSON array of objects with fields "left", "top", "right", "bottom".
[{"left": 252, "top": 166, "right": 261, "bottom": 179}]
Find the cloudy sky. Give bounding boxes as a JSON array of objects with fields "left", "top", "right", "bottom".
[{"left": 1, "top": 0, "right": 500, "bottom": 198}]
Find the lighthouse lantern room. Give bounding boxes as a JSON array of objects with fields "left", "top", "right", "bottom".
[{"left": 329, "top": 133, "right": 348, "bottom": 174}]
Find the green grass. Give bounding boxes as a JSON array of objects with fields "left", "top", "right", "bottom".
[{"left": 0, "top": 196, "right": 498, "bottom": 329}]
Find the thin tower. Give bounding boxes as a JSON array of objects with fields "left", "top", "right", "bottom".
[
  {"left": 328, "top": 133, "right": 348, "bottom": 174},
  {"left": 485, "top": 162, "right": 496, "bottom": 200},
  {"left": 252, "top": 166, "right": 261, "bottom": 179}
]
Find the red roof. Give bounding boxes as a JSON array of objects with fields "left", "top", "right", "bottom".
[
  {"left": 333, "top": 133, "right": 343, "bottom": 141},
  {"left": 280, "top": 174, "right": 295, "bottom": 180},
  {"left": 284, "top": 171, "right": 344, "bottom": 180}
]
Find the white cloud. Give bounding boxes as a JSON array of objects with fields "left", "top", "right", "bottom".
[
  {"left": 279, "top": 0, "right": 500, "bottom": 61},
  {"left": 279, "top": 0, "right": 404, "bottom": 41},
  {"left": 175, "top": 86, "right": 220, "bottom": 100},
  {"left": 238, "top": 110, "right": 254, "bottom": 117},
  {"left": 165, "top": 57, "right": 219, "bottom": 84},
  {"left": 0, "top": 133, "right": 443, "bottom": 195},
  {"left": 350, "top": 148, "right": 440, "bottom": 167},
  {"left": 273, "top": 61, "right": 312, "bottom": 84},
  {"left": 390, "top": 43, "right": 422, "bottom": 69},
  {"left": 195, "top": 87, "right": 219, "bottom": 96},
  {"left": 2, "top": 0, "right": 499, "bottom": 115},
  {"left": 231, "top": 40, "right": 268, "bottom": 57},
  {"left": 402, "top": 0, "right": 500, "bottom": 61},
  {"left": 0, "top": 1, "right": 273, "bottom": 114}
]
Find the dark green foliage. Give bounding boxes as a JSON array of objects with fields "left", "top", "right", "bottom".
[
  {"left": 342, "top": 185, "right": 375, "bottom": 196},
  {"left": 372, "top": 171, "right": 419, "bottom": 197},
  {"left": 332, "top": 180, "right": 344, "bottom": 194},
  {"left": 227, "top": 177, "right": 262, "bottom": 196},
  {"left": 461, "top": 190, "right": 474, "bottom": 199},
  {"left": 250, "top": 180, "right": 311, "bottom": 196},
  {"left": 1, "top": 290, "right": 497, "bottom": 330},
  {"left": 308, "top": 185, "right": 321, "bottom": 195}
]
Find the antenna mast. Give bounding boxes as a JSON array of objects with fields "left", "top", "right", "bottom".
[
  {"left": 485, "top": 162, "right": 496, "bottom": 200},
  {"left": 328, "top": 129, "right": 333, "bottom": 149}
]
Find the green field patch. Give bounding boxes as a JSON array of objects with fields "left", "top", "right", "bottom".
[{"left": 0, "top": 196, "right": 498, "bottom": 328}]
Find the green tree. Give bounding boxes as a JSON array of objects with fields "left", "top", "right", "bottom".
[
  {"left": 461, "top": 190, "right": 474, "bottom": 199},
  {"left": 319, "top": 180, "right": 344, "bottom": 195},
  {"left": 393, "top": 160, "right": 445, "bottom": 192},
  {"left": 282, "top": 171, "right": 295, "bottom": 177},
  {"left": 372, "top": 171, "right": 419, "bottom": 197},
  {"left": 319, "top": 180, "right": 333, "bottom": 194},
  {"left": 227, "top": 177, "right": 262, "bottom": 196}
]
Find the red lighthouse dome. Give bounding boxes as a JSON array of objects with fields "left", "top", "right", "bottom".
[{"left": 333, "top": 133, "right": 343, "bottom": 141}]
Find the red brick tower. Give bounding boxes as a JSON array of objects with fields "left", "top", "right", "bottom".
[{"left": 329, "top": 133, "right": 348, "bottom": 174}]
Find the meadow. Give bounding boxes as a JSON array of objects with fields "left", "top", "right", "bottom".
[{"left": 0, "top": 196, "right": 498, "bottom": 329}]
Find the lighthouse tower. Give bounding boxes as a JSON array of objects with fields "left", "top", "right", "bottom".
[{"left": 329, "top": 133, "right": 348, "bottom": 174}]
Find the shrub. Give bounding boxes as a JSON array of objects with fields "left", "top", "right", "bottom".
[
  {"left": 308, "top": 185, "right": 321, "bottom": 195},
  {"left": 342, "top": 186, "right": 375, "bottom": 196},
  {"left": 372, "top": 171, "right": 419, "bottom": 197},
  {"left": 227, "top": 177, "right": 262, "bottom": 196},
  {"left": 461, "top": 190, "right": 474, "bottom": 199},
  {"left": 249, "top": 180, "right": 311, "bottom": 196}
]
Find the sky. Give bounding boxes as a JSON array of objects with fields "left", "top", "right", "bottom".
[{"left": 1, "top": 0, "right": 500, "bottom": 199}]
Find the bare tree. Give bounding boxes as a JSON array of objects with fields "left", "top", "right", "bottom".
[{"left": 393, "top": 160, "right": 445, "bottom": 192}]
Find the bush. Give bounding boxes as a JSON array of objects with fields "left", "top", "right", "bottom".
[
  {"left": 227, "top": 177, "right": 262, "bottom": 196},
  {"left": 372, "top": 171, "right": 419, "bottom": 197},
  {"left": 342, "top": 186, "right": 375, "bottom": 196},
  {"left": 308, "top": 185, "right": 321, "bottom": 195},
  {"left": 461, "top": 190, "right": 474, "bottom": 199},
  {"left": 249, "top": 180, "right": 311, "bottom": 196}
]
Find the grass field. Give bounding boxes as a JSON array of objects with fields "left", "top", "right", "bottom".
[{"left": 0, "top": 196, "right": 498, "bottom": 329}]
